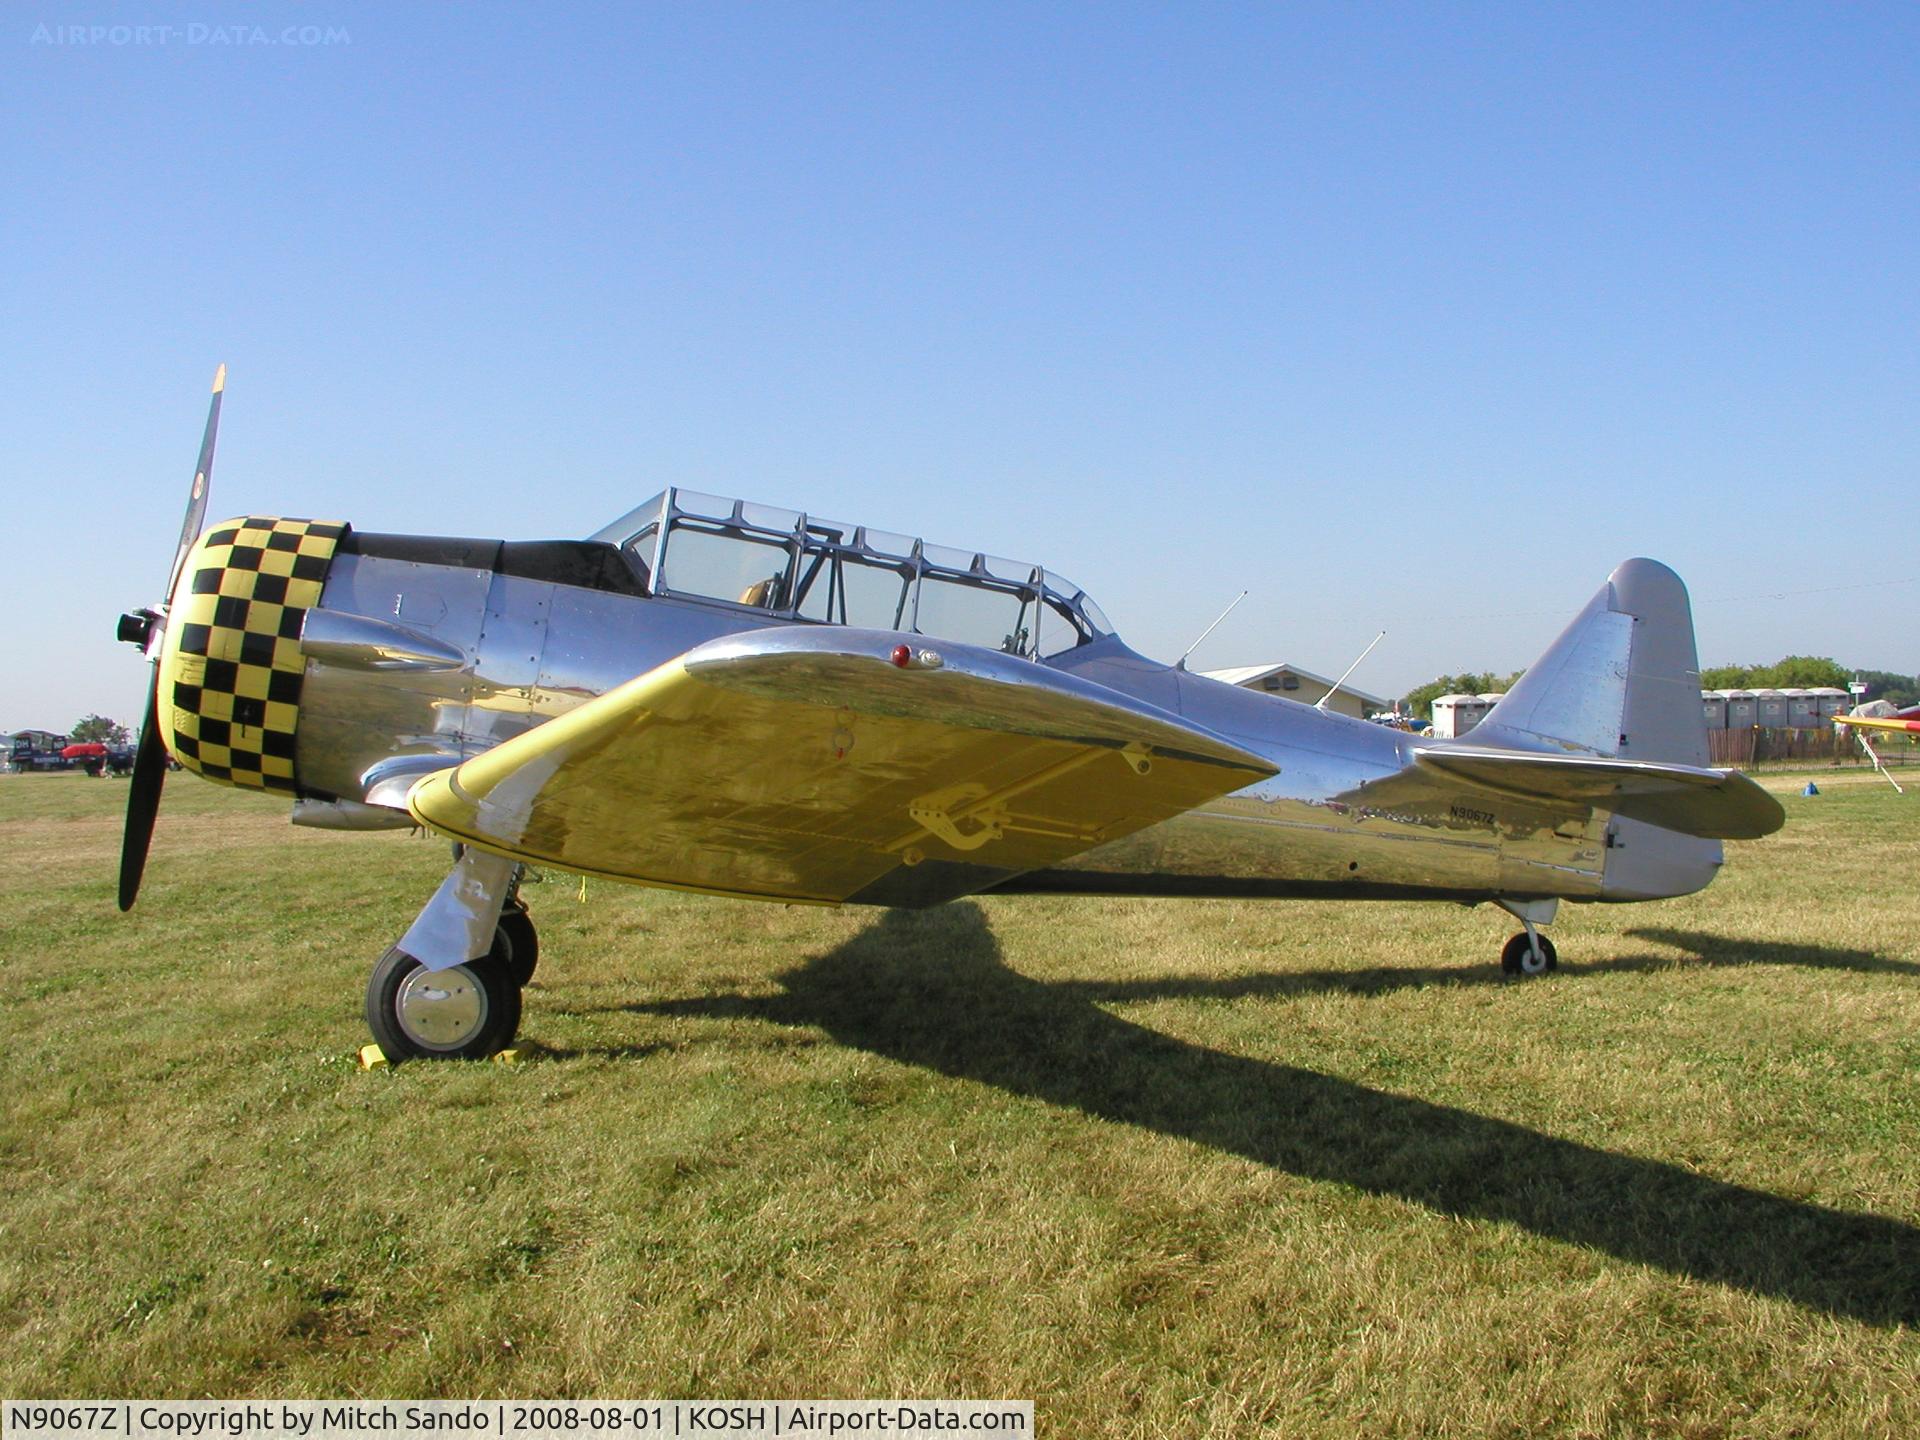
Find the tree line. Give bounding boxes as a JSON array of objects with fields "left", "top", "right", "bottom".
[{"left": 68, "top": 715, "right": 132, "bottom": 746}]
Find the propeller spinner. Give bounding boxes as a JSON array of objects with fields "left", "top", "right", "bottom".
[{"left": 116, "top": 364, "right": 225, "bottom": 910}]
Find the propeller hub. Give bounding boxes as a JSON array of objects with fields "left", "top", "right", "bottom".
[{"left": 116, "top": 610, "right": 157, "bottom": 649}]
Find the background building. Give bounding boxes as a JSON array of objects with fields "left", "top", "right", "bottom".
[{"left": 1199, "top": 663, "right": 1388, "bottom": 720}]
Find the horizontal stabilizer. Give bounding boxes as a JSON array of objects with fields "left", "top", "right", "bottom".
[{"left": 1414, "top": 747, "right": 1784, "bottom": 840}]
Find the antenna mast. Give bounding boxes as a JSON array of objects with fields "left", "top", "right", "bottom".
[
  {"left": 1315, "top": 630, "right": 1387, "bottom": 711},
  {"left": 1175, "top": 590, "right": 1248, "bottom": 672}
]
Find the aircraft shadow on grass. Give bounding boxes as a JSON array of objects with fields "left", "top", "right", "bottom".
[{"left": 627, "top": 903, "right": 1920, "bottom": 1327}]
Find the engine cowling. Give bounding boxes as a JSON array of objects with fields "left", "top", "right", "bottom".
[{"left": 157, "top": 515, "right": 347, "bottom": 792}]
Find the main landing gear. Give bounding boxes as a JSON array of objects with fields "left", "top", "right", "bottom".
[
  {"left": 364, "top": 854, "right": 538, "bottom": 1062},
  {"left": 365, "top": 935, "right": 522, "bottom": 1061}
]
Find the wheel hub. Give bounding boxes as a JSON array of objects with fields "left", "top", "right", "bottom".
[{"left": 395, "top": 964, "right": 489, "bottom": 1050}]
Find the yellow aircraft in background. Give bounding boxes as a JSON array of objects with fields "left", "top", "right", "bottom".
[
  {"left": 1833, "top": 705, "right": 1919, "bottom": 793},
  {"left": 1834, "top": 706, "right": 1920, "bottom": 737}
]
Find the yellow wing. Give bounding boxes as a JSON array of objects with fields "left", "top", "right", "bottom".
[
  {"left": 407, "top": 628, "right": 1276, "bottom": 907},
  {"left": 1834, "top": 713, "right": 1920, "bottom": 736}
]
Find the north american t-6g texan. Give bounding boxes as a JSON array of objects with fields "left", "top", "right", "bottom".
[{"left": 116, "top": 371, "right": 1786, "bottom": 1061}]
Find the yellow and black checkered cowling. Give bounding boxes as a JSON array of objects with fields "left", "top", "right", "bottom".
[{"left": 158, "top": 516, "right": 347, "bottom": 793}]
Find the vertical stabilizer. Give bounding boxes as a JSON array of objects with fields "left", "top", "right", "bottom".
[
  {"left": 1467, "top": 558, "right": 1724, "bottom": 900},
  {"left": 1471, "top": 558, "right": 1707, "bottom": 765}
]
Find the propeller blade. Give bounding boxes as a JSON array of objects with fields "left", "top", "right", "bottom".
[
  {"left": 165, "top": 363, "right": 225, "bottom": 601},
  {"left": 120, "top": 366, "right": 221, "bottom": 910},
  {"left": 117, "top": 670, "right": 168, "bottom": 911}
]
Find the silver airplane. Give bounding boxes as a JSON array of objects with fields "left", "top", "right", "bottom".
[{"left": 116, "top": 373, "right": 1786, "bottom": 1061}]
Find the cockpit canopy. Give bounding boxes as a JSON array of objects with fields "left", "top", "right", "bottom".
[{"left": 590, "top": 489, "right": 1114, "bottom": 657}]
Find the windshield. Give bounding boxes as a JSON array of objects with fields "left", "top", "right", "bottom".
[{"left": 589, "top": 488, "right": 1113, "bottom": 654}]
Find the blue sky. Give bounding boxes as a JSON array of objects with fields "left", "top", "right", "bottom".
[{"left": 4, "top": 1, "right": 1916, "bottom": 731}]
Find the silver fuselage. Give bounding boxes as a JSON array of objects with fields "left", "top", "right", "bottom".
[{"left": 293, "top": 543, "right": 1718, "bottom": 909}]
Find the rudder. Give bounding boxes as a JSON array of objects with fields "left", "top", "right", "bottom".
[{"left": 1473, "top": 558, "right": 1708, "bottom": 766}]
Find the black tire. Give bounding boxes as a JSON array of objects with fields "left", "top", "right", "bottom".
[
  {"left": 364, "top": 939, "right": 521, "bottom": 1061},
  {"left": 1500, "top": 931, "right": 1558, "bottom": 977},
  {"left": 497, "top": 904, "right": 539, "bottom": 987}
]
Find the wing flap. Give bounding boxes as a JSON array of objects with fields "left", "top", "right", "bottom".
[{"left": 408, "top": 627, "right": 1275, "bottom": 904}]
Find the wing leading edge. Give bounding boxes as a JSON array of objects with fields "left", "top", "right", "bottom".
[{"left": 407, "top": 627, "right": 1276, "bottom": 907}]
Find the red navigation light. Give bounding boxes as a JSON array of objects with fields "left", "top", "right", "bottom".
[{"left": 890, "top": 644, "right": 912, "bottom": 668}]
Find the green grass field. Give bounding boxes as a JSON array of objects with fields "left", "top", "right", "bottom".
[{"left": 2, "top": 770, "right": 1916, "bottom": 1436}]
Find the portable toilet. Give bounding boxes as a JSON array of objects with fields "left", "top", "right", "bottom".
[
  {"left": 1754, "top": 689, "right": 1789, "bottom": 727},
  {"left": 1458, "top": 694, "right": 1494, "bottom": 736},
  {"left": 1431, "top": 694, "right": 1490, "bottom": 738},
  {"left": 1701, "top": 690, "right": 1728, "bottom": 730},
  {"left": 1810, "top": 687, "right": 1850, "bottom": 723},
  {"left": 1783, "top": 688, "right": 1819, "bottom": 728},
  {"left": 1724, "top": 689, "right": 1759, "bottom": 726}
]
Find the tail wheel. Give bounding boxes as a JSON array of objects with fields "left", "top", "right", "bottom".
[
  {"left": 1500, "top": 931, "right": 1558, "bottom": 977},
  {"left": 497, "top": 903, "right": 539, "bottom": 987},
  {"left": 365, "top": 939, "right": 520, "bottom": 1061}
]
